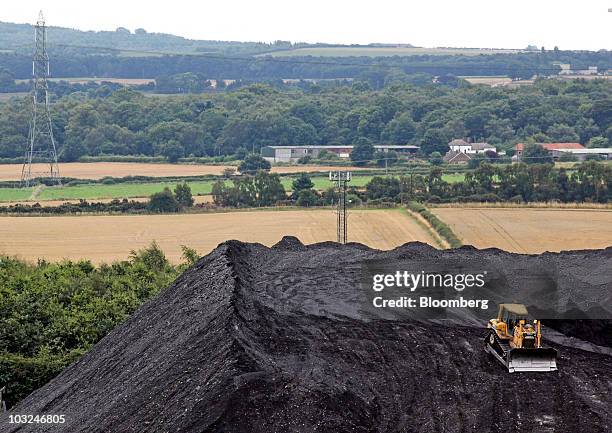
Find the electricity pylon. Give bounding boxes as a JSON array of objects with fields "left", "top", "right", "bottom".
[
  {"left": 329, "top": 171, "right": 352, "bottom": 244},
  {"left": 21, "top": 11, "right": 61, "bottom": 187}
]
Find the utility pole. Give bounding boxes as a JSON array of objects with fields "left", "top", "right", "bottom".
[
  {"left": 21, "top": 11, "right": 61, "bottom": 187},
  {"left": 329, "top": 171, "right": 351, "bottom": 244}
]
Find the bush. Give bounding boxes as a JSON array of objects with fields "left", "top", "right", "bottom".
[
  {"left": 346, "top": 193, "right": 362, "bottom": 207},
  {"left": 239, "top": 154, "right": 271, "bottom": 174},
  {"left": 297, "top": 155, "right": 312, "bottom": 164},
  {"left": 365, "top": 176, "right": 401, "bottom": 201},
  {"left": 0, "top": 351, "right": 84, "bottom": 408},
  {"left": 147, "top": 187, "right": 180, "bottom": 212},
  {"left": 429, "top": 151, "right": 443, "bottom": 166},
  {"left": 0, "top": 244, "right": 183, "bottom": 408},
  {"left": 296, "top": 189, "right": 320, "bottom": 207}
]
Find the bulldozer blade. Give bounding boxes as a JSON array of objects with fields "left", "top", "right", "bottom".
[{"left": 507, "top": 348, "right": 558, "bottom": 373}]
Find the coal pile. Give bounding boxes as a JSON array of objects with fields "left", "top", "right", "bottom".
[{"left": 3, "top": 238, "right": 612, "bottom": 433}]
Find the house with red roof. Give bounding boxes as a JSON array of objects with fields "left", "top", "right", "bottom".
[{"left": 513, "top": 142, "right": 585, "bottom": 161}]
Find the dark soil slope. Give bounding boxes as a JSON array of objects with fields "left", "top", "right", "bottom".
[{"left": 3, "top": 238, "right": 612, "bottom": 433}]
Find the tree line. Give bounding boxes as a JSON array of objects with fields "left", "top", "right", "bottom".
[
  {"left": 364, "top": 161, "right": 611, "bottom": 204},
  {"left": 210, "top": 161, "right": 611, "bottom": 208},
  {"left": 0, "top": 243, "right": 199, "bottom": 408},
  {"left": 0, "top": 79, "right": 609, "bottom": 162},
  {"left": 1, "top": 48, "right": 610, "bottom": 82}
]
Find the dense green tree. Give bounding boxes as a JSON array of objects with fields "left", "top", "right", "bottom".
[
  {"left": 0, "top": 79, "right": 609, "bottom": 162},
  {"left": 212, "top": 171, "right": 285, "bottom": 207},
  {"left": 523, "top": 143, "right": 553, "bottom": 164},
  {"left": 174, "top": 182, "right": 194, "bottom": 208},
  {"left": 292, "top": 173, "right": 314, "bottom": 192},
  {"left": 296, "top": 189, "right": 320, "bottom": 207},
  {"left": 381, "top": 112, "right": 416, "bottom": 144},
  {"left": 365, "top": 176, "right": 401, "bottom": 200},
  {"left": 350, "top": 138, "right": 375, "bottom": 166},
  {"left": 238, "top": 154, "right": 271, "bottom": 174},
  {"left": 587, "top": 136, "right": 609, "bottom": 148},
  {"left": 547, "top": 123, "right": 580, "bottom": 143},
  {"left": 147, "top": 187, "right": 180, "bottom": 212}
]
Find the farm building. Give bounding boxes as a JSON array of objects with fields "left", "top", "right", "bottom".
[
  {"left": 513, "top": 142, "right": 585, "bottom": 161},
  {"left": 261, "top": 145, "right": 419, "bottom": 163},
  {"left": 444, "top": 139, "right": 497, "bottom": 164},
  {"left": 448, "top": 139, "right": 496, "bottom": 154},
  {"left": 551, "top": 148, "right": 612, "bottom": 161}
]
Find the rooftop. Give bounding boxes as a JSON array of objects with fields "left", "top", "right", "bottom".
[
  {"left": 515, "top": 142, "right": 585, "bottom": 151},
  {"left": 554, "top": 148, "right": 612, "bottom": 154},
  {"left": 470, "top": 142, "right": 495, "bottom": 150},
  {"left": 448, "top": 139, "right": 469, "bottom": 146},
  {"left": 263, "top": 145, "right": 420, "bottom": 150}
]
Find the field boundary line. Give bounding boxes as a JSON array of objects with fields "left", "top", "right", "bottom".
[
  {"left": 404, "top": 202, "right": 462, "bottom": 249},
  {"left": 29, "top": 185, "right": 45, "bottom": 201},
  {"left": 401, "top": 208, "right": 448, "bottom": 249}
]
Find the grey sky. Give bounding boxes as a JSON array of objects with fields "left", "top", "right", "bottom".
[{"left": 3, "top": 1, "right": 611, "bottom": 50}]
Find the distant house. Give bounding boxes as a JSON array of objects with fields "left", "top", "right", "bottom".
[
  {"left": 448, "top": 139, "right": 472, "bottom": 153},
  {"left": 260, "top": 145, "right": 419, "bottom": 163},
  {"left": 443, "top": 150, "right": 472, "bottom": 164},
  {"left": 513, "top": 142, "right": 586, "bottom": 161},
  {"left": 448, "top": 139, "right": 496, "bottom": 155}
]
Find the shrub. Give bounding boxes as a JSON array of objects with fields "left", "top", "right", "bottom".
[
  {"left": 147, "top": 187, "right": 180, "bottom": 213},
  {"left": 238, "top": 154, "right": 271, "bottom": 174},
  {"left": 296, "top": 189, "right": 320, "bottom": 207}
]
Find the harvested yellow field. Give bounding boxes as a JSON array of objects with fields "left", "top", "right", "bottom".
[
  {"left": 0, "top": 195, "right": 214, "bottom": 207},
  {"left": 0, "top": 162, "right": 367, "bottom": 180},
  {"left": 432, "top": 207, "right": 612, "bottom": 253},
  {"left": 0, "top": 209, "right": 436, "bottom": 264}
]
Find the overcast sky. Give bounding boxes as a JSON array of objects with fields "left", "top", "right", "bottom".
[{"left": 3, "top": 1, "right": 611, "bottom": 50}]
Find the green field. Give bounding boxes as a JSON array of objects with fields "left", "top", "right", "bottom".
[
  {"left": 0, "top": 188, "right": 33, "bottom": 201},
  {"left": 0, "top": 173, "right": 465, "bottom": 203},
  {"left": 264, "top": 47, "right": 523, "bottom": 58}
]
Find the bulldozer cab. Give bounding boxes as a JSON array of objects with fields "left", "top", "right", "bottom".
[{"left": 498, "top": 304, "right": 528, "bottom": 337}]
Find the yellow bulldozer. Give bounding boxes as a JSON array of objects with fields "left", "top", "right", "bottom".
[{"left": 485, "top": 303, "right": 557, "bottom": 372}]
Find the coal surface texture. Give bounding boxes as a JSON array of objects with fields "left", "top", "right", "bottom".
[{"left": 4, "top": 238, "right": 612, "bottom": 433}]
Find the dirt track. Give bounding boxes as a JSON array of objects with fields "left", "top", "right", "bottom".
[
  {"left": 0, "top": 162, "right": 367, "bottom": 180},
  {"left": 432, "top": 207, "right": 612, "bottom": 253},
  {"left": 3, "top": 239, "right": 611, "bottom": 433},
  {"left": 0, "top": 209, "right": 435, "bottom": 263}
]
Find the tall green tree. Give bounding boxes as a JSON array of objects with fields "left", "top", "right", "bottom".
[
  {"left": 350, "top": 138, "right": 375, "bottom": 166},
  {"left": 174, "top": 182, "right": 194, "bottom": 208}
]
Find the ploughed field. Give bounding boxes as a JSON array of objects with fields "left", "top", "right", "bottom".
[
  {"left": 4, "top": 238, "right": 611, "bottom": 433},
  {"left": 0, "top": 209, "right": 436, "bottom": 263},
  {"left": 432, "top": 207, "right": 612, "bottom": 253}
]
